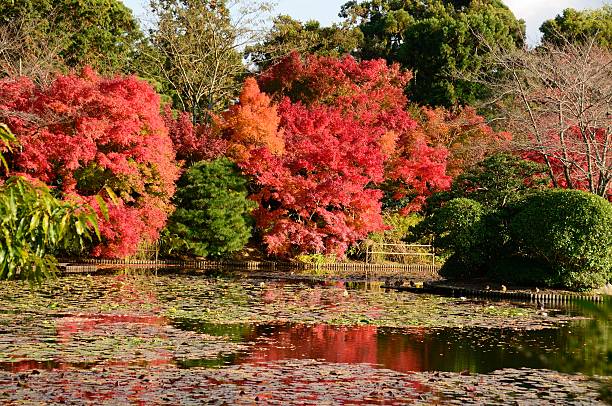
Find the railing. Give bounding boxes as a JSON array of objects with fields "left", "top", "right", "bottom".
[
  {"left": 126, "top": 240, "right": 160, "bottom": 262},
  {"left": 365, "top": 241, "right": 436, "bottom": 265}
]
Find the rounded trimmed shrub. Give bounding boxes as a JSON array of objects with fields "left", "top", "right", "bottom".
[{"left": 509, "top": 189, "right": 612, "bottom": 290}]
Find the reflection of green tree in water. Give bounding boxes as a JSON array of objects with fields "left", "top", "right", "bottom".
[
  {"left": 561, "top": 300, "right": 611, "bottom": 402},
  {"left": 571, "top": 300, "right": 611, "bottom": 401},
  {"left": 538, "top": 300, "right": 611, "bottom": 376},
  {"left": 508, "top": 299, "right": 611, "bottom": 401}
]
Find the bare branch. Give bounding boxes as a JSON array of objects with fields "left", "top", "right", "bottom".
[{"left": 476, "top": 37, "right": 612, "bottom": 198}]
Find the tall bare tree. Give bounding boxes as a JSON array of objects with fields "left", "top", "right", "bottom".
[
  {"left": 139, "top": 0, "right": 271, "bottom": 123},
  {"left": 0, "top": 14, "right": 69, "bottom": 84},
  {"left": 483, "top": 39, "right": 611, "bottom": 198}
]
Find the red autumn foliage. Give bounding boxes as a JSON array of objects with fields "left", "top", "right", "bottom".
[
  {"left": 413, "top": 106, "right": 512, "bottom": 177},
  {"left": 257, "top": 51, "right": 414, "bottom": 136},
  {"left": 222, "top": 77, "right": 284, "bottom": 162},
  {"left": 523, "top": 126, "right": 611, "bottom": 200},
  {"left": 0, "top": 67, "right": 180, "bottom": 258},
  {"left": 241, "top": 100, "right": 386, "bottom": 257},
  {"left": 162, "top": 105, "right": 227, "bottom": 164},
  {"left": 247, "top": 53, "right": 455, "bottom": 256},
  {"left": 163, "top": 79, "right": 283, "bottom": 165},
  {"left": 382, "top": 106, "right": 512, "bottom": 214},
  {"left": 259, "top": 54, "right": 457, "bottom": 208},
  {"left": 386, "top": 137, "right": 452, "bottom": 214}
]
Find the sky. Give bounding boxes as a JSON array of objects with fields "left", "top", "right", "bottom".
[{"left": 123, "top": 0, "right": 611, "bottom": 44}]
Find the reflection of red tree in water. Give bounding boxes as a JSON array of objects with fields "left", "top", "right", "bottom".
[
  {"left": 56, "top": 314, "right": 167, "bottom": 337},
  {"left": 241, "top": 324, "right": 426, "bottom": 373},
  {"left": 3, "top": 313, "right": 173, "bottom": 401},
  {"left": 54, "top": 313, "right": 171, "bottom": 363},
  {"left": 55, "top": 275, "right": 168, "bottom": 366},
  {"left": 4, "top": 313, "right": 169, "bottom": 373}
]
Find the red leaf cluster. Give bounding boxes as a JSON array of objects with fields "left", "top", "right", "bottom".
[
  {"left": 384, "top": 106, "right": 512, "bottom": 214},
  {"left": 258, "top": 52, "right": 412, "bottom": 130},
  {"left": 523, "top": 126, "right": 611, "bottom": 200},
  {"left": 162, "top": 106, "right": 228, "bottom": 164},
  {"left": 413, "top": 106, "right": 512, "bottom": 178},
  {"left": 386, "top": 138, "right": 451, "bottom": 214},
  {"left": 0, "top": 68, "right": 180, "bottom": 258}
]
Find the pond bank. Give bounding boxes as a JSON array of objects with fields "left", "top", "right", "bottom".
[
  {"left": 58, "top": 258, "right": 441, "bottom": 281},
  {"left": 60, "top": 258, "right": 609, "bottom": 301},
  {"left": 383, "top": 281, "right": 609, "bottom": 305}
]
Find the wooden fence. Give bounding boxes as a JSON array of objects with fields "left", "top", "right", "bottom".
[{"left": 416, "top": 283, "right": 608, "bottom": 305}]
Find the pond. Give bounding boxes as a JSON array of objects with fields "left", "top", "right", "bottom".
[{"left": 0, "top": 271, "right": 609, "bottom": 404}]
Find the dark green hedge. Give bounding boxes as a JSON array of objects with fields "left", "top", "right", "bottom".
[{"left": 431, "top": 189, "right": 612, "bottom": 290}]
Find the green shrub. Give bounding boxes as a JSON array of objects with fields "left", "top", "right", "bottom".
[
  {"left": 380, "top": 212, "right": 423, "bottom": 242},
  {"left": 489, "top": 257, "right": 556, "bottom": 286},
  {"left": 0, "top": 177, "right": 99, "bottom": 282},
  {"left": 167, "top": 158, "right": 256, "bottom": 258},
  {"left": 0, "top": 123, "right": 16, "bottom": 172},
  {"left": 424, "top": 153, "right": 548, "bottom": 214},
  {"left": 448, "top": 153, "right": 548, "bottom": 208},
  {"left": 432, "top": 198, "right": 484, "bottom": 253},
  {"left": 420, "top": 198, "right": 492, "bottom": 278},
  {"left": 510, "top": 189, "right": 612, "bottom": 290},
  {"left": 418, "top": 153, "right": 548, "bottom": 278}
]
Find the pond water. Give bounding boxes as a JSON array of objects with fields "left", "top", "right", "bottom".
[
  {"left": 178, "top": 318, "right": 610, "bottom": 376},
  {"left": 0, "top": 271, "right": 609, "bottom": 404}
]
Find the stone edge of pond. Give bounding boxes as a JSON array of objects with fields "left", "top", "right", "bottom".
[
  {"left": 383, "top": 281, "right": 609, "bottom": 305},
  {"left": 57, "top": 259, "right": 442, "bottom": 280}
]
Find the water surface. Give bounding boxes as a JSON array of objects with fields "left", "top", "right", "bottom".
[{"left": 0, "top": 272, "right": 608, "bottom": 376}]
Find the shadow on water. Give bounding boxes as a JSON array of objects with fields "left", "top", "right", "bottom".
[{"left": 176, "top": 298, "right": 611, "bottom": 376}]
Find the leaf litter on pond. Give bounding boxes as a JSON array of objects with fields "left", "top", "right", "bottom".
[{"left": 0, "top": 272, "right": 608, "bottom": 404}]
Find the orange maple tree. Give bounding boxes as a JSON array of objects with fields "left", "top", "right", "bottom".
[{"left": 222, "top": 77, "right": 284, "bottom": 162}]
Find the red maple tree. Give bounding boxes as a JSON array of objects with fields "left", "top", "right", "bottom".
[
  {"left": 242, "top": 100, "right": 387, "bottom": 256},
  {"left": 0, "top": 68, "right": 180, "bottom": 258},
  {"left": 241, "top": 53, "right": 458, "bottom": 256}
]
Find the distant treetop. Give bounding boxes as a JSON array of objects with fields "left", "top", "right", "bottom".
[
  {"left": 540, "top": 6, "right": 612, "bottom": 48},
  {"left": 339, "top": 0, "right": 525, "bottom": 107},
  {"left": 245, "top": 15, "right": 363, "bottom": 71},
  {"left": 0, "top": 0, "right": 142, "bottom": 74}
]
